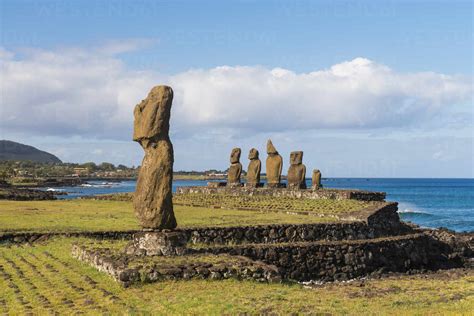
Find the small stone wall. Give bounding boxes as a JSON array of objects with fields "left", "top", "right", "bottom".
[
  {"left": 179, "top": 202, "right": 407, "bottom": 245},
  {"left": 0, "top": 231, "right": 138, "bottom": 245},
  {"left": 195, "top": 233, "right": 464, "bottom": 282},
  {"left": 72, "top": 244, "right": 281, "bottom": 287},
  {"left": 72, "top": 231, "right": 467, "bottom": 285},
  {"left": 176, "top": 186, "right": 386, "bottom": 202}
]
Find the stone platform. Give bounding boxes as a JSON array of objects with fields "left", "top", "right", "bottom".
[
  {"left": 71, "top": 202, "right": 472, "bottom": 286},
  {"left": 72, "top": 243, "right": 281, "bottom": 287},
  {"left": 176, "top": 186, "right": 386, "bottom": 202}
]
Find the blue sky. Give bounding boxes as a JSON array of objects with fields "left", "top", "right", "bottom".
[
  {"left": 2, "top": 0, "right": 472, "bottom": 74},
  {"left": 0, "top": 0, "right": 473, "bottom": 177}
]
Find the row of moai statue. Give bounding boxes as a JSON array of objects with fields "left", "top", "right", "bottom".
[{"left": 227, "top": 140, "right": 322, "bottom": 189}]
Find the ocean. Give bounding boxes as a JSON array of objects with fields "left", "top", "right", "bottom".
[{"left": 45, "top": 178, "right": 473, "bottom": 233}]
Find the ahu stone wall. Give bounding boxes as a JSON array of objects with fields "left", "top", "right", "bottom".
[
  {"left": 176, "top": 186, "right": 386, "bottom": 202},
  {"left": 194, "top": 233, "right": 463, "bottom": 282}
]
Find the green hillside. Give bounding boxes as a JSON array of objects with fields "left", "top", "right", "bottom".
[{"left": 0, "top": 140, "right": 62, "bottom": 163}]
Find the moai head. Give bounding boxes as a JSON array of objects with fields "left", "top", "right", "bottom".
[
  {"left": 290, "top": 151, "right": 303, "bottom": 165},
  {"left": 267, "top": 139, "right": 278, "bottom": 155},
  {"left": 248, "top": 148, "right": 259, "bottom": 160},
  {"left": 230, "top": 148, "right": 241, "bottom": 164},
  {"left": 133, "top": 86, "right": 173, "bottom": 149}
]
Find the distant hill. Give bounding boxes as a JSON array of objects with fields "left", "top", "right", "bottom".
[{"left": 0, "top": 140, "right": 62, "bottom": 163}]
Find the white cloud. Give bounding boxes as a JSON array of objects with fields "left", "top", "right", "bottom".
[
  {"left": 0, "top": 45, "right": 472, "bottom": 141},
  {"left": 171, "top": 58, "right": 472, "bottom": 133}
]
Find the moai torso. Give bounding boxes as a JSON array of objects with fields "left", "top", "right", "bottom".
[
  {"left": 265, "top": 140, "right": 283, "bottom": 187},
  {"left": 312, "top": 169, "right": 322, "bottom": 189},
  {"left": 287, "top": 151, "right": 306, "bottom": 189},
  {"left": 246, "top": 148, "right": 261, "bottom": 186},
  {"left": 227, "top": 148, "right": 242, "bottom": 185},
  {"left": 133, "top": 86, "right": 177, "bottom": 229}
]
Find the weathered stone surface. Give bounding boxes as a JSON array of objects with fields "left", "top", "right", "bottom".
[
  {"left": 133, "top": 85, "right": 177, "bottom": 229},
  {"left": 227, "top": 148, "right": 242, "bottom": 186},
  {"left": 246, "top": 148, "right": 262, "bottom": 187},
  {"left": 199, "top": 233, "right": 464, "bottom": 282},
  {"left": 74, "top": 228, "right": 468, "bottom": 285},
  {"left": 287, "top": 151, "right": 306, "bottom": 189},
  {"left": 266, "top": 140, "right": 283, "bottom": 187},
  {"left": 177, "top": 186, "right": 387, "bottom": 201},
  {"left": 73, "top": 244, "right": 281, "bottom": 287},
  {"left": 312, "top": 169, "right": 322, "bottom": 189},
  {"left": 125, "top": 231, "right": 187, "bottom": 256}
]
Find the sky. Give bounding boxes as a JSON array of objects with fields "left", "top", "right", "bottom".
[{"left": 0, "top": 0, "right": 473, "bottom": 177}]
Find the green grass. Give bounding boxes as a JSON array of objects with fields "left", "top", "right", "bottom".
[
  {"left": 0, "top": 198, "right": 472, "bottom": 314},
  {"left": 0, "top": 238, "right": 472, "bottom": 315},
  {"left": 0, "top": 199, "right": 341, "bottom": 233},
  {"left": 84, "top": 191, "right": 373, "bottom": 215},
  {"left": 173, "top": 193, "right": 373, "bottom": 216}
]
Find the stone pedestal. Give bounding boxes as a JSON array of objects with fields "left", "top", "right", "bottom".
[
  {"left": 266, "top": 183, "right": 286, "bottom": 188},
  {"left": 207, "top": 182, "right": 227, "bottom": 188},
  {"left": 125, "top": 230, "right": 187, "bottom": 256},
  {"left": 288, "top": 183, "right": 306, "bottom": 189},
  {"left": 245, "top": 182, "right": 264, "bottom": 188}
]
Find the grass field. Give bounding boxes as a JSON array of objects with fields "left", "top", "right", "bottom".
[
  {"left": 1, "top": 197, "right": 473, "bottom": 314},
  {"left": 0, "top": 196, "right": 371, "bottom": 232},
  {"left": 173, "top": 193, "right": 373, "bottom": 215},
  {"left": 1, "top": 238, "right": 472, "bottom": 315},
  {"left": 86, "top": 192, "right": 372, "bottom": 217}
]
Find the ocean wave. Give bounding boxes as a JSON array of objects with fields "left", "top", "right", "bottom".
[
  {"left": 80, "top": 182, "right": 117, "bottom": 188},
  {"left": 46, "top": 188, "right": 64, "bottom": 192},
  {"left": 397, "top": 209, "right": 429, "bottom": 214},
  {"left": 397, "top": 209, "right": 436, "bottom": 218}
]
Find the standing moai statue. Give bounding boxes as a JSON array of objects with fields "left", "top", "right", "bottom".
[
  {"left": 246, "top": 148, "right": 262, "bottom": 187},
  {"left": 287, "top": 151, "right": 307, "bottom": 189},
  {"left": 266, "top": 140, "right": 283, "bottom": 188},
  {"left": 227, "top": 148, "right": 242, "bottom": 186},
  {"left": 312, "top": 169, "right": 322, "bottom": 189},
  {"left": 133, "top": 86, "right": 177, "bottom": 230}
]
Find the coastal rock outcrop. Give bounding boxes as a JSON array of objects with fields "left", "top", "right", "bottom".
[
  {"left": 227, "top": 148, "right": 242, "bottom": 186},
  {"left": 246, "top": 148, "right": 261, "bottom": 187},
  {"left": 133, "top": 85, "right": 177, "bottom": 229},
  {"left": 287, "top": 151, "right": 306, "bottom": 189},
  {"left": 266, "top": 140, "right": 283, "bottom": 188}
]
